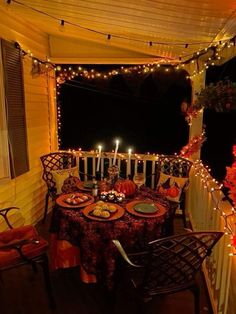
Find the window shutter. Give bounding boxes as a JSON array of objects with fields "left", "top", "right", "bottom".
[{"left": 1, "top": 39, "right": 29, "bottom": 178}]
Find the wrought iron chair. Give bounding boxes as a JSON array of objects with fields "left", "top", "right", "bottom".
[
  {"left": 40, "top": 152, "right": 76, "bottom": 222},
  {"left": 156, "top": 155, "right": 193, "bottom": 230},
  {"left": 113, "top": 231, "right": 223, "bottom": 314},
  {"left": 0, "top": 206, "right": 55, "bottom": 309}
]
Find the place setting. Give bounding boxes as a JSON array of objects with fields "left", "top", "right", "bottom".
[
  {"left": 76, "top": 180, "right": 101, "bottom": 192},
  {"left": 56, "top": 192, "right": 94, "bottom": 209},
  {"left": 125, "top": 200, "right": 167, "bottom": 218}
]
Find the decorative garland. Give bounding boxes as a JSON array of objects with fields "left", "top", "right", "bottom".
[
  {"left": 184, "top": 107, "right": 203, "bottom": 126},
  {"left": 55, "top": 63, "right": 180, "bottom": 84},
  {"left": 224, "top": 145, "right": 236, "bottom": 208},
  {"left": 11, "top": 36, "right": 236, "bottom": 84},
  {"left": 179, "top": 132, "right": 206, "bottom": 158}
]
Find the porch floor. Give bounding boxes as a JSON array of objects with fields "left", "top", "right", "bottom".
[{"left": 0, "top": 215, "right": 213, "bottom": 314}]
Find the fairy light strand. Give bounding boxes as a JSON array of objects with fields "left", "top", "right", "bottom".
[
  {"left": 12, "top": 32, "right": 236, "bottom": 85},
  {"left": 193, "top": 160, "right": 236, "bottom": 255},
  {"left": 7, "top": 0, "right": 233, "bottom": 54}
]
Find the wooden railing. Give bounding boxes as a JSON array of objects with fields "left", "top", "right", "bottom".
[{"left": 187, "top": 163, "right": 236, "bottom": 314}]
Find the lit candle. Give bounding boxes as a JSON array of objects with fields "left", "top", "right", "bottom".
[
  {"left": 113, "top": 139, "right": 119, "bottom": 166},
  {"left": 128, "top": 148, "right": 132, "bottom": 175},
  {"left": 96, "top": 145, "right": 102, "bottom": 172}
]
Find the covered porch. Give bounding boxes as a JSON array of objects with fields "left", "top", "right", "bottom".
[{"left": 0, "top": 1, "right": 236, "bottom": 313}]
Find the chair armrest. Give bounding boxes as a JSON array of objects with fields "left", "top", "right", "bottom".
[
  {"left": 0, "top": 206, "right": 19, "bottom": 214},
  {"left": 112, "top": 240, "right": 143, "bottom": 267},
  {"left": 0, "top": 238, "right": 40, "bottom": 265},
  {"left": 0, "top": 207, "right": 20, "bottom": 229},
  {"left": 0, "top": 238, "right": 39, "bottom": 251}
]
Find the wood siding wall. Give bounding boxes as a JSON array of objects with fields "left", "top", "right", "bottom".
[{"left": 0, "top": 10, "right": 57, "bottom": 231}]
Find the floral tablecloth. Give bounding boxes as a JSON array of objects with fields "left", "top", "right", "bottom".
[{"left": 50, "top": 187, "right": 170, "bottom": 289}]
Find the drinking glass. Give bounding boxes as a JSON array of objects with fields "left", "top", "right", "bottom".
[{"left": 133, "top": 173, "right": 146, "bottom": 190}]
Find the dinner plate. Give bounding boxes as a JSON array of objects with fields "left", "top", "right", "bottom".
[
  {"left": 77, "top": 181, "right": 101, "bottom": 192},
  {"left": 126, "top": 200, "right": 167, "bottom": 218},
  {"left": 133, "top": 202, "right": 158, "bottom": 214},
  {"left": 83, "top": 202, "right": 125, "bottom": 221},
  {"left": 56, "top": 192, "right": 94, "bottom": 209}
]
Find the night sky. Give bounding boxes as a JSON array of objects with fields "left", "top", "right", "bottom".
[
  {"left": 59, "top": 65, "right": 191, "bottom": 155},
  {"left": 201, "top": 57, "right": 236, "bottom": 181},
  {"left": 58, "top": 59, "right": 236, "bottom": 182}
]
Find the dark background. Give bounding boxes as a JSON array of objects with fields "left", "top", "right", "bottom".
[
  {"left": 59, "top": 65, "right": 191, "bottom": 154},
  {"left": 58, "top": 59, "right": 236, "bottom": 182},
  {"left": 201, "top": 57, "right": 236, "bottom": 181}
]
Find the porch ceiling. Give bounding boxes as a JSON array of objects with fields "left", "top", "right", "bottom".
[{"left": 2, "top": 0, "right": 236, "bottom": 64}]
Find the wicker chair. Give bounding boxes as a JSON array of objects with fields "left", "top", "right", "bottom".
[
  {"left": 113, "top": 231, "right": 223, "bottom": 314},
  {"left": 156, "top": 155, "right": 193, "bottom": 231},
  {"left": 0, "top": 206, "right": 55, "bottom": 309},
  {"left": 40, "top": 152, "right": 76, "bottom": 222}
]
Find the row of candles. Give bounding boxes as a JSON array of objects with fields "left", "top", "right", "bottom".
[{"left": 96, "top": 140, "right": 132, "bottom": 174}]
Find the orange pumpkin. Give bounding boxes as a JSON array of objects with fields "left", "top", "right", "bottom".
[
  {"left": 167, "top": 186, "right": 179, "bottom": 198},
  {"left": 114, "top": 179, "right": 136, "bottom": 197}
]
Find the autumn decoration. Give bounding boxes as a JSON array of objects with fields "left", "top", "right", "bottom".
[
  {"left": 224, "top": 145, "right": 236, "bottom": 208},
  {"left": 157, "top": 178, "right": 180, "bottom": 199},
  {"left": 179, "top": 132, "right": 207, "bottom": 158},
  {"left": 114, "top": 178, "right": 136, "bottom": 197}
]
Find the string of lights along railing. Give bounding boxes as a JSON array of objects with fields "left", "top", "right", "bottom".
[
  {"left": 67, "top": 146, "right": 236, "bottom": 256},
  {"left": 193, "top": 160, "right": 236, "bottom": 256}
]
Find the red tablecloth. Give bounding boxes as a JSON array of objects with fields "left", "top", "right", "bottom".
[{"left": 50, "top": 187, "right": 170, "bottom": 288}]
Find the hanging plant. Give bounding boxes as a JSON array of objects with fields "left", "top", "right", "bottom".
[{"left": 194, "top": 80, "right": 236, "bottom": 112}]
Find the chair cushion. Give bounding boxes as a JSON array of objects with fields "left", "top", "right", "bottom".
[
  {"left": 51, "top": 166, "right": 79, "bottom": 193},
  {"left": 0, "top": 225, "right": 48, "bottom": 269},
  {"left": 61, "top": 175, "right": 81, "bottom": 194},
  {"left": 156, "top": 172, "right": 189, "bottom": 202}
]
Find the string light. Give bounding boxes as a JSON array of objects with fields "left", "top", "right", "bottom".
[
  {"left": 13, "top": 29, "right": 234, "bottom": 250},
  {"left": 12, "top": 32, "right": 236, "bottom": 84},
  {"left": 193, "top": 160, "right": 236, "bottom": 255},
  {"left": 55, "top": 61, "right": 178, "bottom": 84},
  {"left": 6, "top": 0, "right": 236, "bottom": 65},
  {"left": 180, "top": 130, "right": 206, "bottom": 158}
]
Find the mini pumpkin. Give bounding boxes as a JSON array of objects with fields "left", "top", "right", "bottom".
[
  {"left": 114, "top": 178, "right": 136, "bottom": 197},
  {"left": 167, "top": 185, "right": 180, "bottom": 198}
]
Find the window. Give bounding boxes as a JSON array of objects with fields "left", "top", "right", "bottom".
[{"left": 0, "top": 39, "right": 29, "bottom": 179}]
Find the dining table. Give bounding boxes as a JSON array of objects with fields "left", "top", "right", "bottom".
[{"left": 50, "top": 185, "right": 171, "bottom": 289}]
